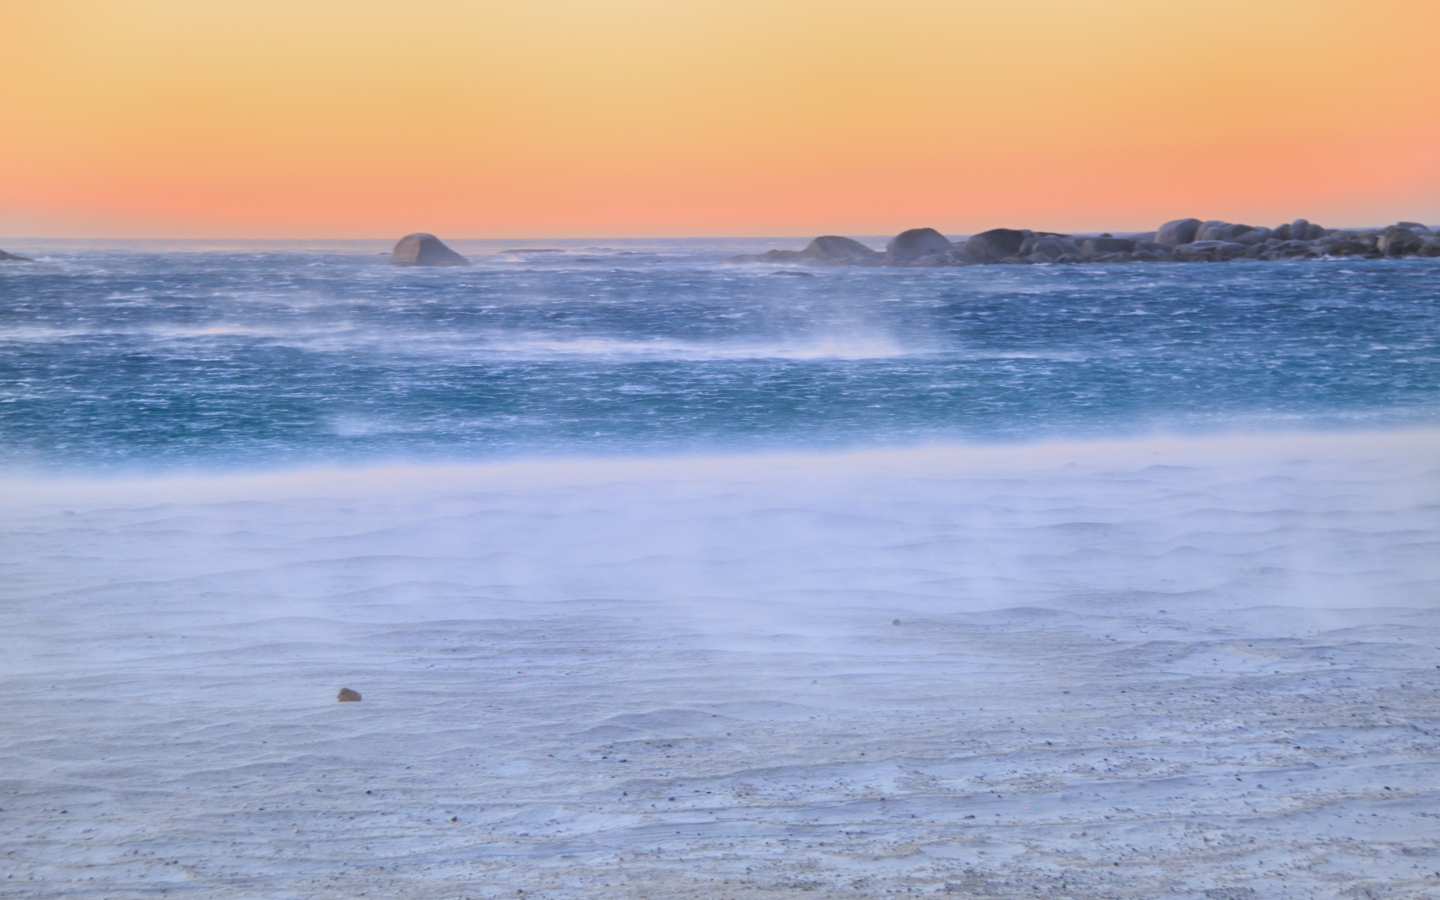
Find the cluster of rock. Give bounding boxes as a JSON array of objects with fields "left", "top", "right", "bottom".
[
  {"left": 740, "top": 219, "right": 1440, "bottom": 267},
  {"left": 0, "top": 248, "right": 34, "bottom": 262}
]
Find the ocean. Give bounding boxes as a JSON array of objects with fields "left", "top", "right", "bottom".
[{"left": 2, "top": 239, "right": 1439, "bottom": 898}]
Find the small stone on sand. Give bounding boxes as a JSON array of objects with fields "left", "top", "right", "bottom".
[
  {"left": 892, "top": 618, "right": 902, "bottom": 626},
  {"left": 337, "top": 688, "right": 362, "bottom": 702}
]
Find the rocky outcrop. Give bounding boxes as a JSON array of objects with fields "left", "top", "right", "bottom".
[
  {"left": 390, "top": 233, "right": 470, "bottom": 267},
  {"left": 887, "top": 228, "right": 953, "bottom": 264},
  {"left": 737, "top": 218, "right": 1438, "bottom": 268},
  {"left": 1081, "top": 237, "right": 1136, "bottom": 256},
  {"left": 0, "top": 249, "right": 34, "bottom": 262},
  {"left": 965, "top": 228, "right": 1029, "bottom": 262},
  {"left": 1155, "top": 218, "right": 1202, "bottom": 246},
  {"left": 805, "top": 235, "right": 881, "bottom": 262}
]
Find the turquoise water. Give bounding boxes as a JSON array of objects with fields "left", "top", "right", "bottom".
[{"left": 2, "top": 239, "right": 1438, "bottom": 470}]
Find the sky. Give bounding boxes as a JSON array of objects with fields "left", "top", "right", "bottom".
[{"left": 2, "top": 0, "right": 1437, "bottom": 238}]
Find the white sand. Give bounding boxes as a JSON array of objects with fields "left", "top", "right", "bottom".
[{"left": 2, "top": 431, "right": 1439, "bottom": 898}]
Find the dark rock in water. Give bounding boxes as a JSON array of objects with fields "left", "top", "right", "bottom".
[
  {"left": 1133, "top": 240, "right": 1171, "bottom": 254},
  {"left": 887, "top": 228, "right": 953, "bottom": 263},
  {"left": 1314, "top": 236, "right": 1371, "bottom": 256},
  {"left": 1289, "top": 219, "right": 1327, "bottom": 241},
  {"left": 1029, "top": 237, "right": 1068, "bottom": 261},
  {"left": 1081, "top": 237, "right": 1135, "bottom": 256},
  {"left": 390, "top": 233, "right": 470, "bottom": 267},
  {"left": 964, "top": 228, "right": 1026, "bottom": 262},
  {"left": 1377, "top": 224, "right": 1425, "bottom": 257},
  {"left": 1174, "top": 240, "right": 1249, "bottom": 261},
  {"left": 948, "top": 245, "right": 982, "bottom": 265},
  {"left": 337, "top": 688, "right": 362, "bottom": 702},
  {"left": 1194, "top": 221, "right": 1261, "bottom": 243},
  {"left": 1155, "top": 218, "right": 1202, "bottom": 246},
  {"left": 803, "top": 235, "right": 880, "bottom": 261},
  {"left": 1397, "top": 221, "right": 1431, "bottom": 233},
  {"left": 0, "top": 249, "right": 34, "bottom": 262}
]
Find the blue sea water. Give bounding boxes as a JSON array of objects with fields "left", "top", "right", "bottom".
[{"left": 1, "top": 237, "right": 1438, "bottom": 470}]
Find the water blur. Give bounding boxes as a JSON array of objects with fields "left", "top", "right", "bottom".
[{"left": 3, "top": 239, "right": 1437, "bottom": 471}]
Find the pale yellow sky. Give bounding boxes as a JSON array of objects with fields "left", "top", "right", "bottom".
[{"left": 2, "top": 0, "right": 1437, "bottom": 236}]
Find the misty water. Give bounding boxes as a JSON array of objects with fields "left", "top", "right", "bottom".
[
  {"left": 2, "top": 240, "right": 1439, "bottom": 899},
  {"left": 2, "top": 238, "right": 1439, "bottom": 468}
]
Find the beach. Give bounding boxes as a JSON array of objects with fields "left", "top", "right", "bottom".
[{"left": 4, "top": 431, "right": 1438, "bottom": 898}]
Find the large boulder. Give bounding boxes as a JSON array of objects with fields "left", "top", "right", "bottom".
[
  {"left": 0, "top": 248, "right": 34, "bottom": 262},
  {"left": 1194, "top": 221, "right": 1261, "bottom": 243},
  {"left": 390, "top": 233, "right": 470, "bottom": 267},
  {"left": 1284, "top": 219, "right": 1327, "bottom": 241},
  {"left": 887, "top": 228, "right": 953, "bottom": 263},
  {"left": 1154, "top": 218, "right": 1202, "bottom": 246},
  {"left": 964, "top": 228, "right": 1027, "bottom": 261},
  {"left": 1377, "top": 224, "right": 1425, "bottom": 257},
  {"left": 1028, "top": 237, "right": 1069, "bottom": 261},
  {"left": 803, "top": 235, "right": 880, "bottom": 262}
]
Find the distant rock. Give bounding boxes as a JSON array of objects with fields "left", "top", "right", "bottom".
[
  {"left": 964, "top": 228, "right": 1027, "bottom": 262},
  {"left": 1287, "top": 218, "right": 1329, "bottom": 241},
  {"left": 1081, "top": 237, "right": 1136, "bottom": 256},
  {"left": 1377, "top": 224, "right": 1425, "bottom": 257},
  {"left": 1194, "top": 221, "right": 1262, "bottom": 243},
  {"left": 887, "top": 228, "right": 953, "bottom": 263},
  {"left": 738, "top": 216, "right": 1437, "bottom": 268},
  {"left": 337, "top": 688, "right": 362, "bottom": 702},
  {"left": 0, "top": 249, "right": 34, "bottom": 262},
  {"left": 803, "top": 235, "right": 881, "bottom": 262},
  {"left": 1028, "top": 238, "right": 1069, "bottom": 261},
  {"left": 1154, "top": 218, "right": 1202, "bottom": 246},
  {"left": 1174, "top": 240, "right": 1250, "bottom": 261},
  {"left": 390, "top": 233, "right": 470, "bottom": 267}
]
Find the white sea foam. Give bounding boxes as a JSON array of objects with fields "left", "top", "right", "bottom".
[{"left": 2, "top": 430, "right": 1438, "bottom": 898}]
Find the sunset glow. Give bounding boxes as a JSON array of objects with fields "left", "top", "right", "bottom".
[{"left": 3, "top": 0, "right": 1437, "bottom": 237}]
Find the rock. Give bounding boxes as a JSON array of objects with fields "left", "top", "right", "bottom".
[
  {"left": 1133, "top": 240, "right": 1171, "bottom": 254},
  {"left": 337, "top": 688, "right": 362, "bottom": 702},
  {"left": 964, "top": 228, "right": 1027, "bottom": 262},
  {"left": 1396, "top": 221, "right": 1430, "bottom": 233},
  {"left": 0, "top": 249, "right": 34, "bottom": 262},
  {"left": 948, "top": 245, "right": 982, "bottom": 265},
  {"left": 1233, "top": 227, "right": 1271, "bottom": 246},
  {"left": 1154, "top": 218, "right": 1202, "bottom": 246},
  {"left": 1029, "top": 238, "right": 1068, "bottom": 261},
  {"left": 803, "top": 235, "right": 880, "bottom": 262},
  {"left": 390, "top": 233, "right": 470, "bottom": 267},
  {"left": 1081, "top": 237, "right": 1136, "bottom": 256},
  {"left": 1194, "top": 221, "right": 1260, "bottom": 243},
  {"left": 1313, "top": 237, "right": 1371, "bottom": 256},
  {"left": 887, "top": 228, "right": 953, "bottom": 263},
  {"left": 1377, "top": 224, "right": 1425, "bottom": 256},
  {"left": 1290, "top": 219, "right": 1327, "bottom": 241},
  {"left": 1174, "top": 240, "right": 1249, "bottom": 261}
]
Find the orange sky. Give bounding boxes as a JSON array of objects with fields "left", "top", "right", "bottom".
[{"left": 2, "top": 0, "right": 1437, "bottom": 238}]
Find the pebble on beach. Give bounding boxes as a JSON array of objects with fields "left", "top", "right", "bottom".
[{"left": 337, "top": 688, "right": 362, "bottom": 702}]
